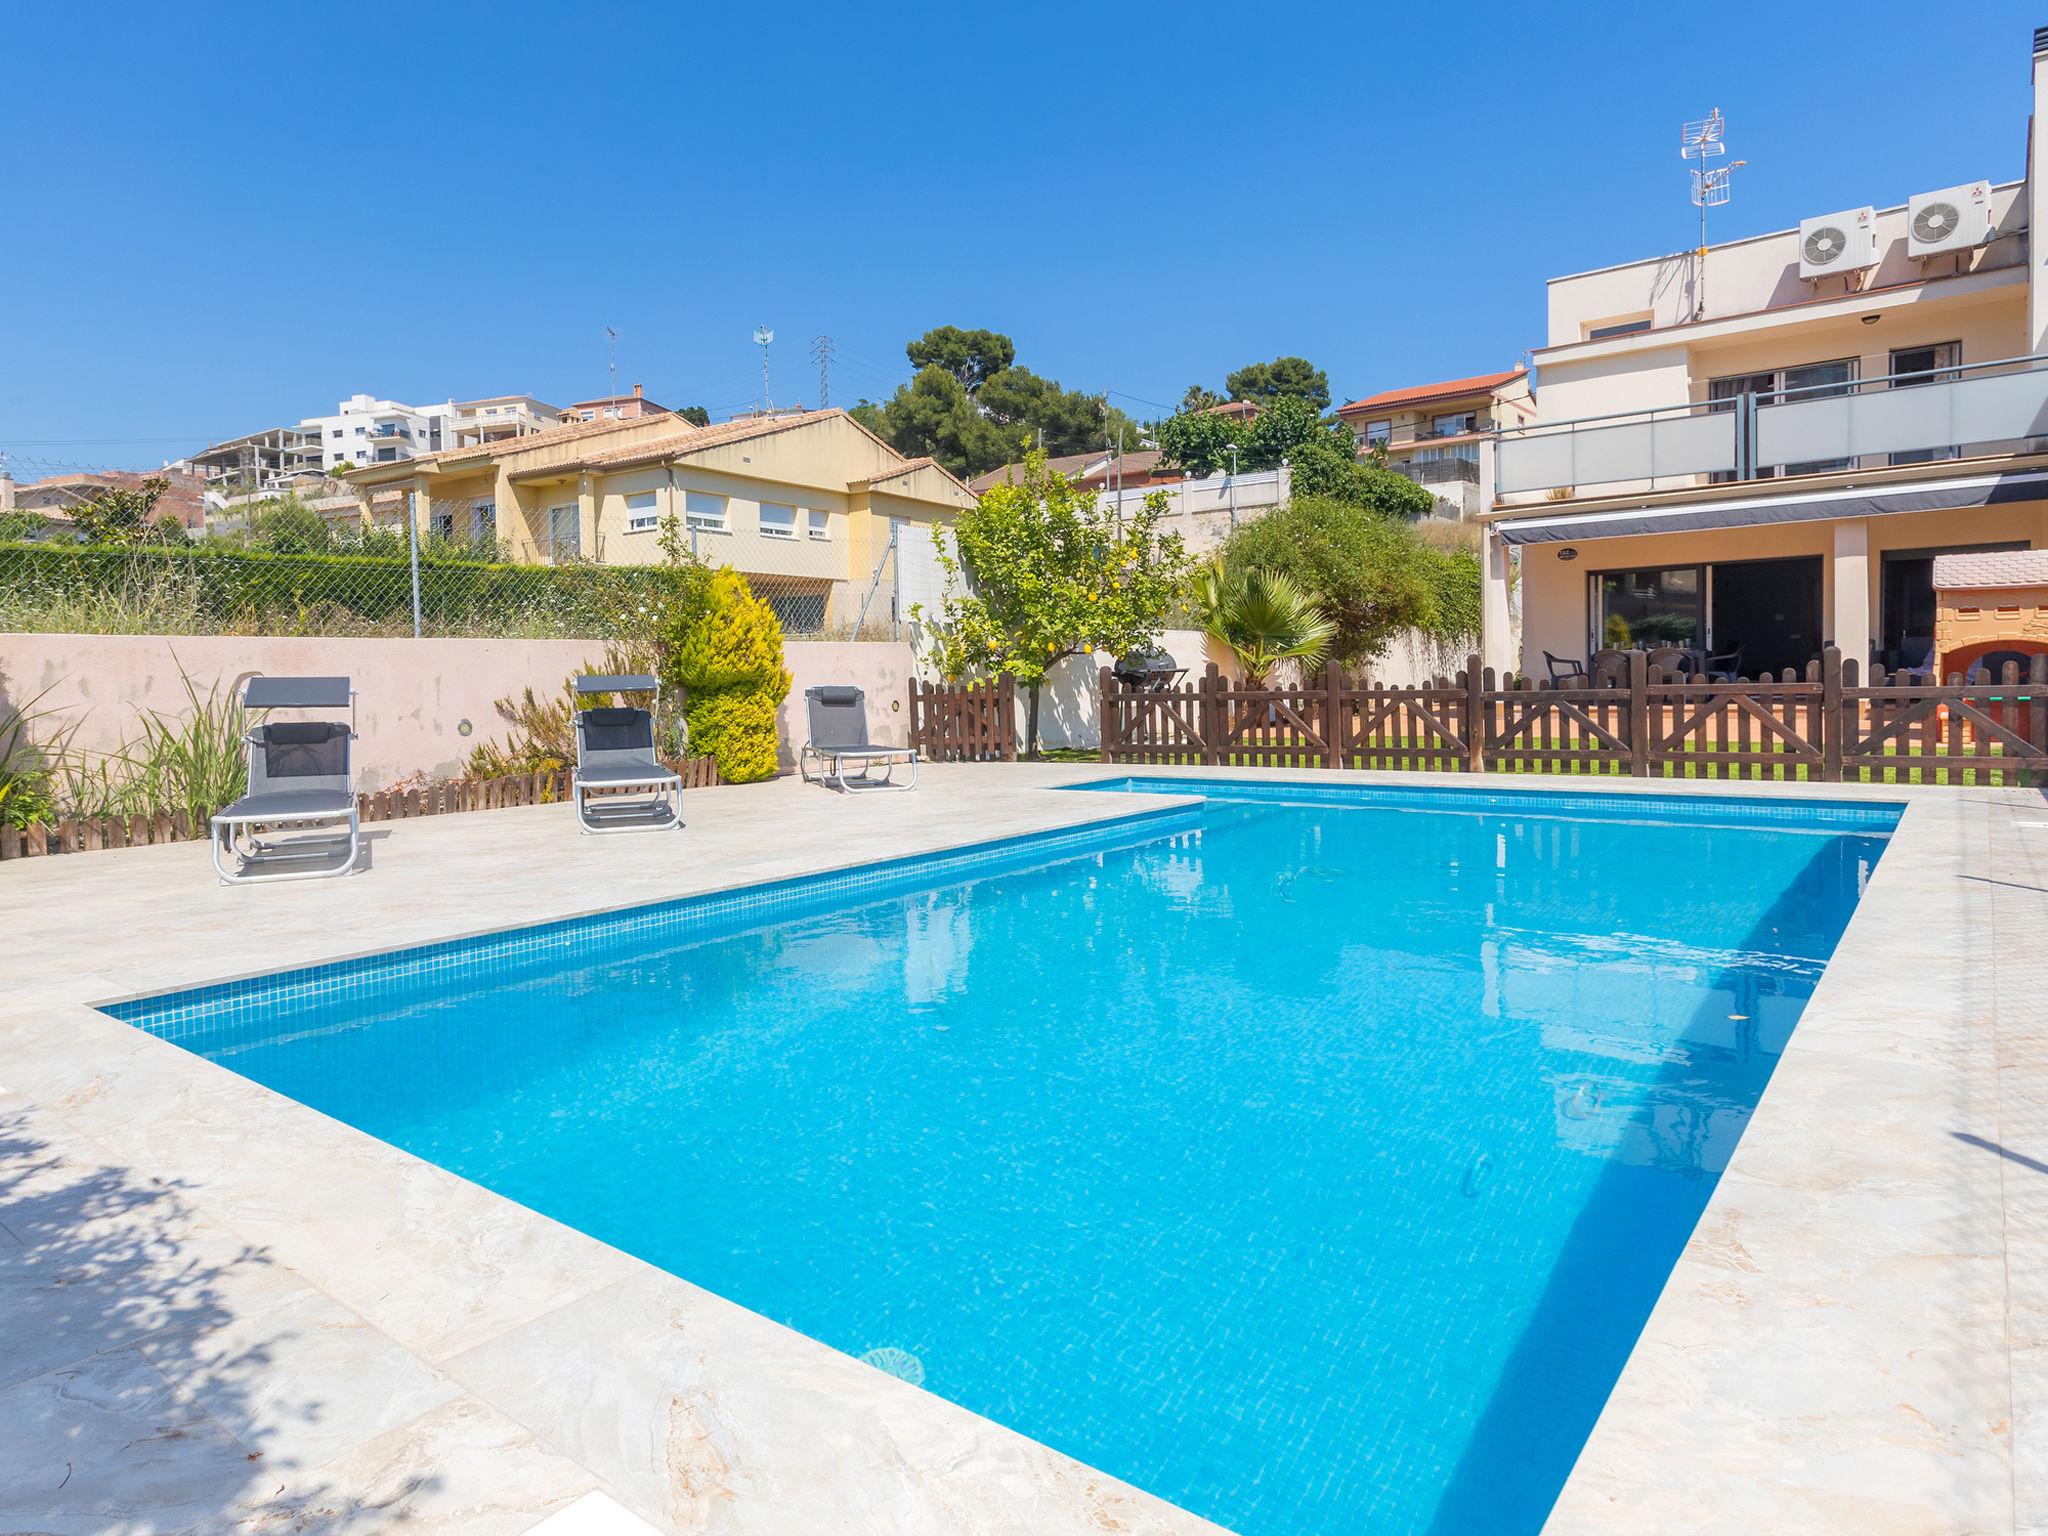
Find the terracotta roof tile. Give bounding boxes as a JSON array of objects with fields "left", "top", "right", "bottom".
[
  {"left": 408, "top": 408, "right": 685, "bottom": 472},
  {"left": 1337, "top": 368, "right": 1527, "bottom": 415},
  {"left": 567, "top": 410, "right": 843, "bottom": 472},
  {"left": 865, "top": 457, "right": 938, "bottom": 485}
]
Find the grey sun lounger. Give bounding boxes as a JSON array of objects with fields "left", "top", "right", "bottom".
[
  {"left": 572, "top": 674, "right": 683, "bottom": 834},
  {"left": 210, "top": 675, "right": 362, "bottom": 885},
  {"left": 799, "top": 684, "right": 917, "bottom": 792}
]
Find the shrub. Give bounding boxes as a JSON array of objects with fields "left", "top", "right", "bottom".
[
  {"left": 661, "top": 568, "right": 791, "bottom": 784},
  {"left": 1218, "top": 497, "right": 1437, "bottom": 666},
  {"left": 675, "top": 687, "right": 780, "bottom": 782}
]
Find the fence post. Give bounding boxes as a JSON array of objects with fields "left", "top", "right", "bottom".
[
  {"left": 1835, "top": 647, "right": 1851, "bottom": 782},
  {"left": 405, "top": 487, "right": 424, "bottom": 639},
  {"left": 1097, "top": 667, "right": 1114, "bottom": 763},
  {"left": 1325, "top": 660, "right": 1346, "bottom": 770},
  {"left": 999, "top": 674, "right": 1017, "bottom": 760},
  {"left": 1822, "top": 647, "right": 1843, "bottom": 783},
  {"left": 1203, "top": 663, "right": 1223, "bottom": 767},
  {"left": 1465, "top": 656, "right": 1486, "bottom": 773},
  {"left": 1628, "top": 649, "right": 1648, "bottom": 777}
]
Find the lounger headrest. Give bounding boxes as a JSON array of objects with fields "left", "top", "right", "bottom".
[
  {"left": 575, "top": 674, "right": 658, "bottom": 695},
  {"left": 807, "top": 685, "right": 864, "bottom": 705},
  {"left": 244, "top": 676, "right": 351, "bottom": 709}
]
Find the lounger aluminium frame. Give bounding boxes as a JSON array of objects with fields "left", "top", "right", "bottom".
[
  {"left": 799, "top": 684, "right": 918, "bottom": 792},
  {"left": 210, "top": 675, "right": 362, "bottom": 885},
  {"left": 572, "top": 674, "right": 684, "bottom": 834}
]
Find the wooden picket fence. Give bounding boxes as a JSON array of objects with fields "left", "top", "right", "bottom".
[
  {"left": 1100, "top": 649, "right": 2048, "bottom": 786},
  {"left": 907, "top": 674, "right": 1018, "bottom": 762},
  {"left": 0, "top": 757, "right": 720, "bottom": 863}
]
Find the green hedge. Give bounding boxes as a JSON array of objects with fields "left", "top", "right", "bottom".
[{"left": 0, "top": 540, "right": 700, "bottom": 639}]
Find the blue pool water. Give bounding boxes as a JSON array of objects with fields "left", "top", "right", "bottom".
[{"left": 110, "top": 783, "right": 1895, "bottom": 1535}]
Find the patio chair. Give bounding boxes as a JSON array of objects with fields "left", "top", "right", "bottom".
[
  {"left": 1645, "top": 646, "right": 1692, "bottom": 680},
  {"left": 1704, "top": 645, "right": 1745, "bottom": 682},
  {"left": 800, "top": 685, "right": 917, "bottom": 792},
  {"left": 1589, "top": 649, "right": 1629, "bottom": 687},
  {"left": 210, "top": 676, "right": 361, "bottom": 886},
  {"left": 571, "top": 675, "right": 682, "bottom": 834},
  {"left": 1543, "top": 651, "right": 1587, "bottom": 685}
]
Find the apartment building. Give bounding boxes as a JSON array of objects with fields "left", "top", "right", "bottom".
[
  {"left": 1337, "top": 368, "right": 1534, "bottom": 519},
  {"left": 1481, "top": 26, "right": 2048, "bottom": 680},
  {"left": 561, "top": 384, "right": 669, "bottom": 423},
  {"left": 186, "top": 393, "right": 459, "bottom": 498},
  {"left": 447, "top": 395, "right": 562, "bottom": 449},
  {"left": 342, "top": 408, "right": 973, "bottom": 635},
  {"left": 299, "top": 394, "right": 455, "bottom": 471}
]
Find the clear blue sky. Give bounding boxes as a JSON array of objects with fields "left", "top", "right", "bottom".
[{"left": 3, "top": 0, "right": 2042, "bottom": 469}]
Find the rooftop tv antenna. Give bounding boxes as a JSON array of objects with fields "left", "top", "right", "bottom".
[
  {"left": 753, "top": 327, "right": 775, "bottom": 409},
  {"left": 1680, "top": 110, "right": 1746, "bottom": 319},
  {"left": 606, "top": 326, "right": 619, "bottom": 403}
]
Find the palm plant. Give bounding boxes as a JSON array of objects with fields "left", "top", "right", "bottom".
[
  {"left": 1199, "top": 561, "right": 1336, "bottom": 686},
  {"left": 0, "top": 686, "right": 60, "bottom": 831}
]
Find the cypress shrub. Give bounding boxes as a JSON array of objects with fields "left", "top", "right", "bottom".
[{"left": 662, "top": 568, "right": 792, "bottom": 784}]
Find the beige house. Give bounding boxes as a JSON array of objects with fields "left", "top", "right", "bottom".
[
  {"left": 1481, "top": 25, "right": 2048, "bottom": 680},
  {"left": 344, "top": 408, "right": 974, "bottom": 636},
  {"left": 1336, "top": 368, "right": 1534, "bottom": 520}
]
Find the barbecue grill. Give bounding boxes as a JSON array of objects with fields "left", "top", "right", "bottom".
[{"left": 1112, "top": 647, "right": 1186, "bottom": 691}]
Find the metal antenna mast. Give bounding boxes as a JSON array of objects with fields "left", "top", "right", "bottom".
[
  {"left": 753, "top": 327, "right": 775, "bottom": 410},
  {"left": 811, "top": 335, "right": 835, "bottom": 409},
  {"left": 1680, "top": 110, "right": 1745, "bottom": 319},
  {"left": 606, "top": 326, "right": 619, "bottom": 403}
]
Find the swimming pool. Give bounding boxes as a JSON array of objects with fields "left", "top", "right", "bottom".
[{"left": 109, "top": 781, "right": 1896, "bottom": 1534}]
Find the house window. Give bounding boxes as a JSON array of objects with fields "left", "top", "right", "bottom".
[
  {"left": 431, "top": 508, "right": 457, "bottom": 542},
  {"left": 1709, "top": 358, "right": 1859, "bottom": 479},
  {"left": 685, "top": 491, "right": 727, "bottom": 532},
  {"left": 1593, "top": 566, "right": 1703, "bottom": 652},
  {"left": 759, "top": 501, "right": 797, "bottom": 538},
  {"left": 807, "top": 508, "right": 830, "bottom": 541},
  {"left": 1586, "top": 316, "right": 1653, "bottom": 340},
  {"left": 624, "top": 492, "right": 659, "bottom": 533},
  {"left": 1431, "top": 410, "right": 1479, "bottom": 437},
  {"left": 547, "top": 505, "right": 580, "bottom": 560},
  {"left": 1888, "top": 342, "right": 1962, "bottom": 466},
  {"left": 470, "top": 501, "right": 495, "bottom": 544},
  {"left": 1413, "top": 443, "right": 1479, "bottom": 464},
  {"left": 1358, "top": 418, "right": 1391, "bottom": 450}
]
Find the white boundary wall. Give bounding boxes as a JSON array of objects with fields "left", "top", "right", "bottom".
[{"left": 0, "top": 633, "right": 916, "bottom": 791}]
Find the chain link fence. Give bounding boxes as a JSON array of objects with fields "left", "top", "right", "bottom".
[{"left": 0, "top": 457, "right": 930, "bottom": 642}]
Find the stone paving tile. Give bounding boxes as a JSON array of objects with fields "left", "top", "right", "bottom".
[{"left": 1, "top": 767, "right": 2037, "bottom": 1535}]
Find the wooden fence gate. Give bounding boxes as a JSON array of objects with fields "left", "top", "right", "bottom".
[{"left": 907, "top": 675, "right": 1018, "bottom": 762}]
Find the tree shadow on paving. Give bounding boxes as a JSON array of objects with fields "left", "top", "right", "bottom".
[{"left": 0, "top": 1106, "right": 440, "bottom": 1533}]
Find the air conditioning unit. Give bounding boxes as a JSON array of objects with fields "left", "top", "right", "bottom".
[
  {"left": 1798, "top": 207, "right": 1878, "bottom": 280},
  {"left": 1908, "top": 181, "right": 1992, "bottom": 258}
]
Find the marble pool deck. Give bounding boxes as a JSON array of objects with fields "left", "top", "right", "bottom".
[{"left": 0, "top": 763, "right": 2038, "bottom": 1534}]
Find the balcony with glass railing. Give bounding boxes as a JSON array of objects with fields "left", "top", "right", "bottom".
[{"left": 1494, "top": 353, "right": 2048, "bottom": 502}]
